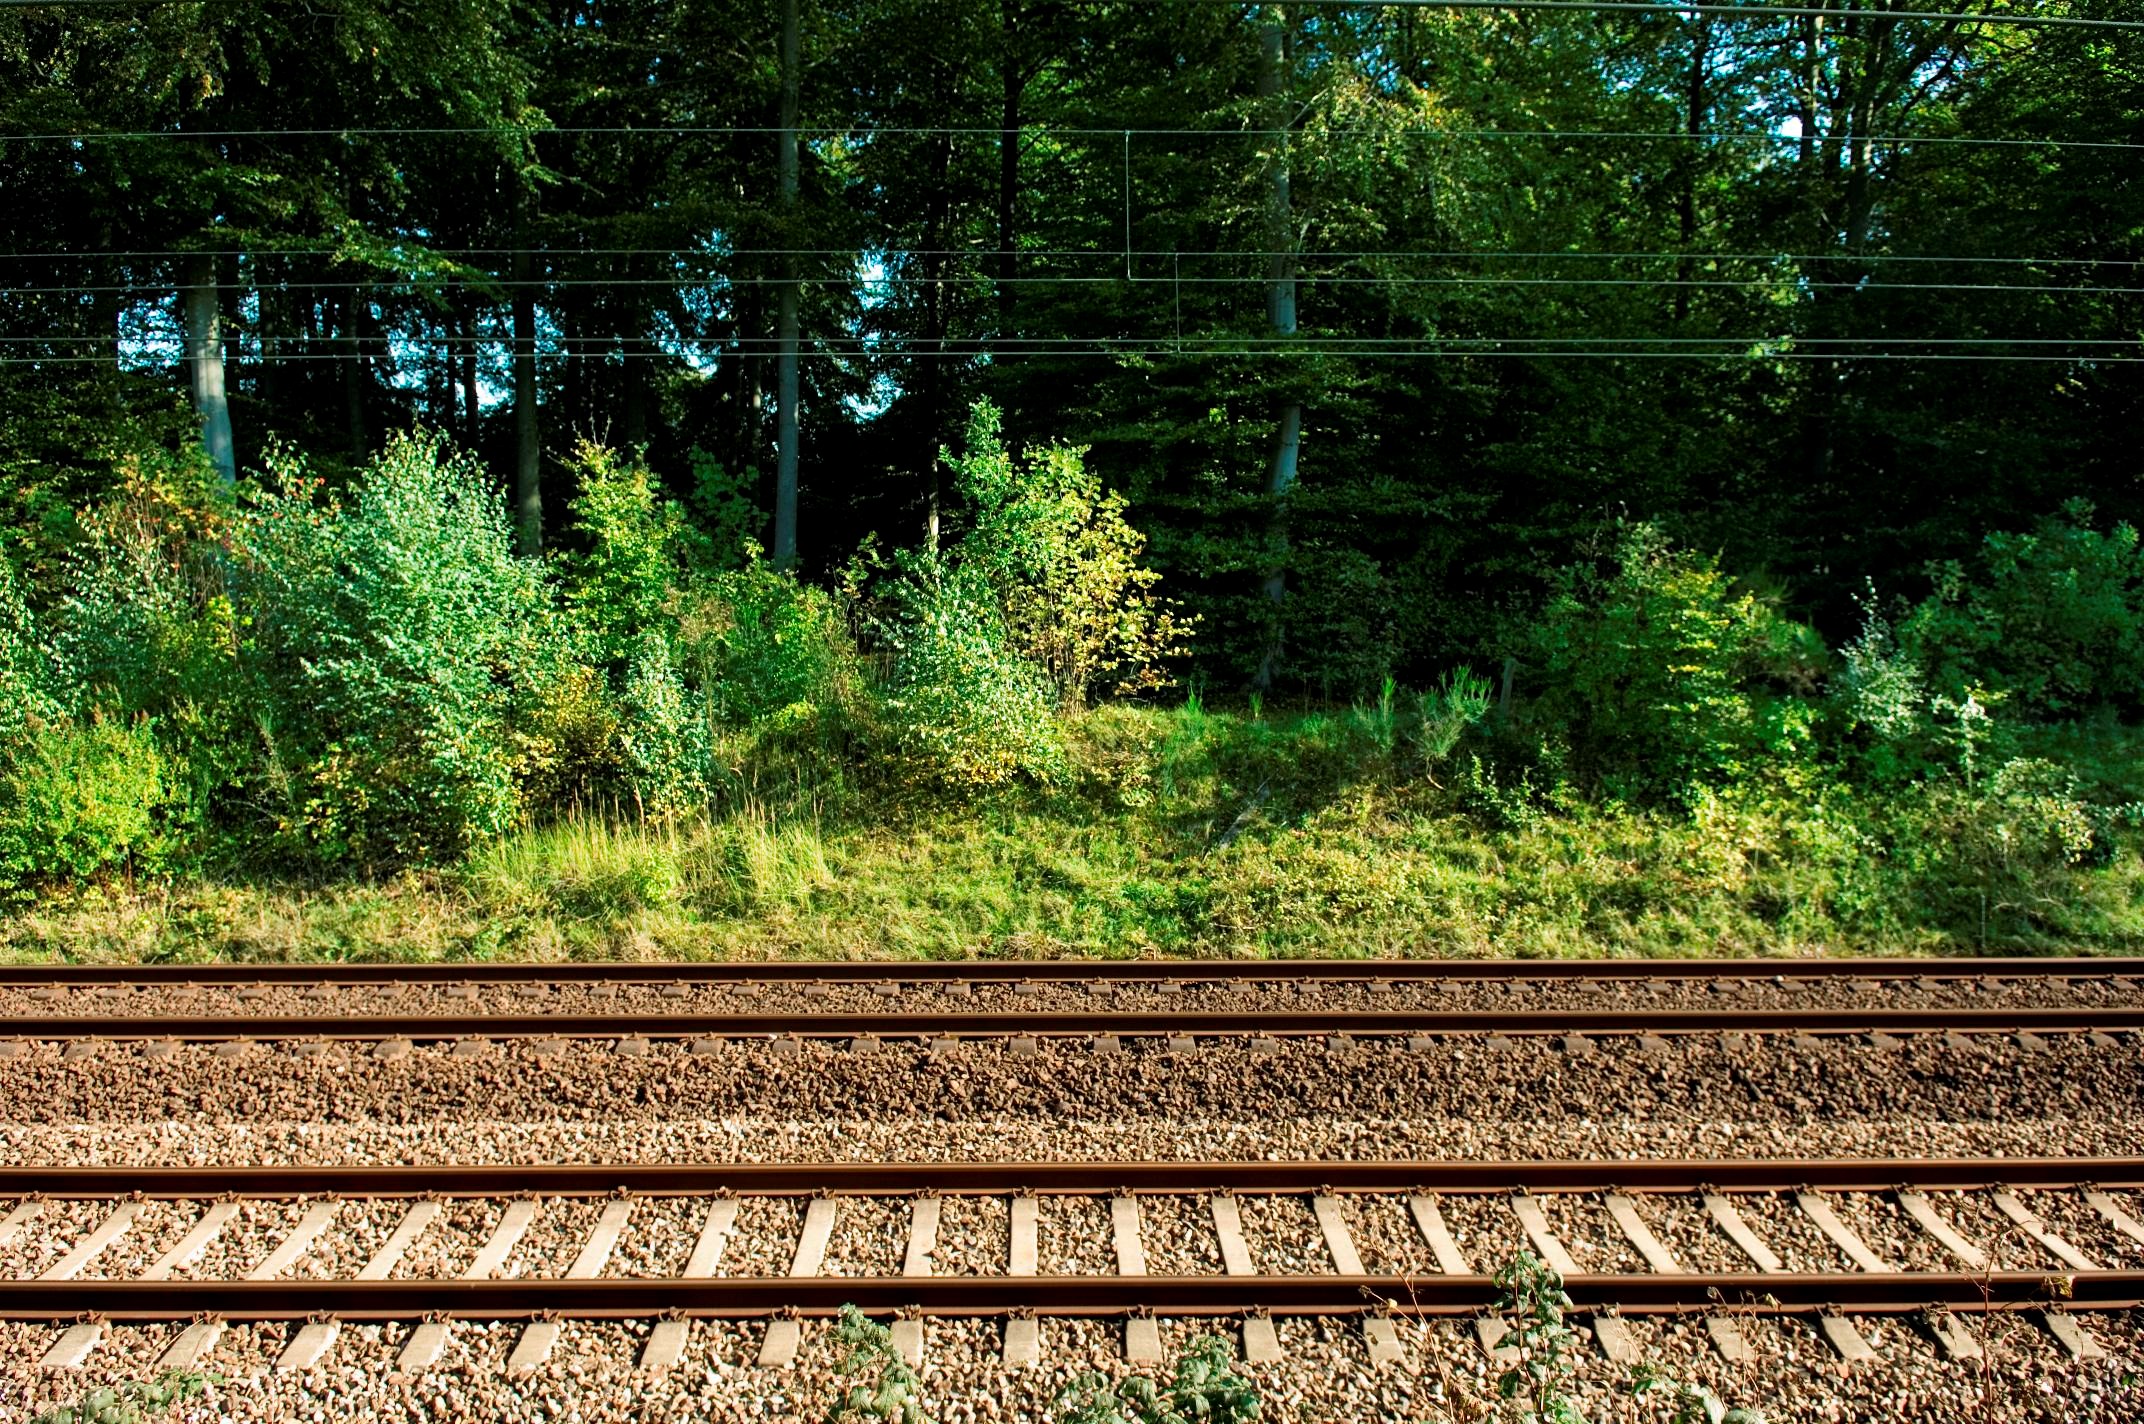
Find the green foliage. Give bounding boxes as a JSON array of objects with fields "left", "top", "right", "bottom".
[
  {"left": 560, "top": 440, "right": 693, "bottom": 668},
  {"left": 688, "top": 453, "right": 764, "bottom": 571},
  {"left": 49, "top": 452, "right": 245, "bottom": 822},
  {"left": 31, "top": 1369, "right": 218, "bottom": 1424},
  {"left": 1493, "top": 1249, "right": 1588, "bottom": 1424},
  {"left": 617, "top": 630, "right": 710, "bottom": 823},
  {"left": 52, "top": 447, "right": 233, "bottom": 720},
  {"left": 946, "top": 401, "right": 1191, "bottom": 709},
  {"left": 234, "top": 430, "right": 552, "bottom": 866},
  {"left": 826, "top": 1304, "right": 929, "bottom": 1424},
  {"left": 1056, "top": 1334, "right": 1260, "bottom": 1424},
  {"left": 1415, "top": 667, "right": 1493, "bottom": 767},
  {"left": 683, "top": 553, "right": 864, "bottom": 730},
  {"left": 1629, "top": 1365, "right": 1766, "bottom": 1424},
  {"left": 877, "top": 558, "right": 1069, "bottom": 790},
  {"left": 0, "top": 715, "right": 190, "bottom": 898},
  {"left": 1528, "top": 524, "right": 1824, "bottom": 807},
  {"left": 0, "top": 557, "right": 64, "bottom": 750},
  {"left": 1875, "top": 756, "right": 2127, "bottom": 946},
  {"left": 1901, "top": 502, "right": 2144, "bottom": 721}
]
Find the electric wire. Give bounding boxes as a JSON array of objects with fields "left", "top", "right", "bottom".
[
  {"left": 3, "top": 0, "right": 2137, "bottom": 30},
  {"left": 3, "top": 124, "right": 2137, "bottom": 151}
]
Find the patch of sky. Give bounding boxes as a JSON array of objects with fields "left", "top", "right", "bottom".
[{"left": 846, "top": 249, "right": 901, "bottom": 420}]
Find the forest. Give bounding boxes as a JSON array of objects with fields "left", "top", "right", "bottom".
[{"left": 0, "top": 0, "right": 2139, "bottom": 960}]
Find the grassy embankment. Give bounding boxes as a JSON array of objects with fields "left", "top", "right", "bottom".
[{"left": 4, "top": 704, "right": 2139, "bottom": 965}]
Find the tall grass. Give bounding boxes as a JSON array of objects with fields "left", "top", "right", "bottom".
[{"left": 5, "top": 702, "right": 2140, "bottom": 966}]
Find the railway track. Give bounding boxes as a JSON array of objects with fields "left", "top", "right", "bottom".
[
  {"left": 8, "top": 1159, "right": 2142, "bottom": 1375},
  {"left": 8, "top": 959, "right": 2141, "bottom": 1403},
  {"left": 0, "top": 956, "right": 2138, "bottom": 1049}
]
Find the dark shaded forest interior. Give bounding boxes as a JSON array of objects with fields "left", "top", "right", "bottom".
[{"left": 0, "top": 0, "right": 2139, "bottom": 959}]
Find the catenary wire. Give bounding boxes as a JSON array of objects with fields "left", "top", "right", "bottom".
[
  {"left": 3, "top": 124, "right": 2138, "bottom": 151},
  {"left": 2, "top": 0, "right": 2137, "bottom": 29},
  {"left": 7, "top": 246, "right": 2138, "bottom": 267}
]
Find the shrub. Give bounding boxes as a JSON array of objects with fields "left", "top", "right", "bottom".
[
  {"left": 617, "top": 630, "right": 710, "bottom": 822},
  {"left": 946, "top": 400, "right": 1190, "bottom": 709},
  {"left": 681, "top": 554, "right": 863, "bottom": 729},
  {"left": 53, "top": 447, "right": 233, "bottom": 721},
  {"left": 0, "top": 558, "right": 64, "bottom": 750},
  {"left": 877, "top": 558, "right": 1068, "bottom": 790},
  {"left": 1527, "top": 523, "right": 1824, "bottom": 806},
  {"left": 559, "top": 440, "right": 692, "bottom": 668},
  {"left": 1414, "top": 667, "right": 1493, "bottom": 766},
  {"left": 507, "top": 656, "right": 625, "bottom": 815},
  {"left": 1900, "top": 501, "right": 2144, "bottom": 720},
  {"left": 1875, "top": 755, "right": 2115, "bottom": 945},
  {"left": 0, "top": 715, "right": 189, "bottom": 896},
  {"left": 233, "top": 430, "right": 552, "bottom": 866},
  {"left": 1276, "top": 540, "right": 1397, "bottom": 699}
]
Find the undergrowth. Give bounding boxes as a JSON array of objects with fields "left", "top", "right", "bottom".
[{"left": 2, "top": 701, "right": 2137, "bottom": 965}]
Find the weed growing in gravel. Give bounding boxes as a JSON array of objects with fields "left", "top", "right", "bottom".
[
  {"left": 1491, "top": 1250, "right": 1587, "bottom": 1424},
  {"left": 31, "top": 1370, "right": 218, "bottom": 1424},
  {"left": 1055, "top": 1333, "right": 1260, "bottom": 1424},
  {"left": 1629, "top": 1364, "right": 1766, "bottom": 1424},
  {"left": 826, "top": 1303, "right": 930, "bottom": 1424}
]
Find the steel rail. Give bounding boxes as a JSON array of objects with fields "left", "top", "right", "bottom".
[
  {"left": 5, "top": 1157, "right": 2139, "bottom": 1195},
  {"left": 6, "top": 1008, "right": 2140, "bottom": 1040},
  {"left": 2, "top": 1272, "right": 2134, "bottom": 1322},
  {"left": 0, "top": 956, "right": 2132, "bottom": 985}
]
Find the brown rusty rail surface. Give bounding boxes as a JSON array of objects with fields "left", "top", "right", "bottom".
[
  {"left": 9, "top": 1272, "right": 2137, "bottom": 1321},
  {"left": 0, "top": 955, "right": 2135, "bottom": 984},
  {"left": 6, "top": 1156, "right": 2140, "bottom": 1196},
  {"left": 4, "top": 1008, "right": 2140, "bottom": 1040}
]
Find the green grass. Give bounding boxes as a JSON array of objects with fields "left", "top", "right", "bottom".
[{"left": 4, "top": 705, "right": 2140, "bottom": 965}]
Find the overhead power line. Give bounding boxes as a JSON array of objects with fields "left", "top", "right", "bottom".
[
  {"left": 6, "top": 275, "right": 2140, "bottom": 296},
  {"left": 4, "top": 124, "right": 2137, "bottom": 152},
  {"left": 10, "top": 334, "right": 2133, "bottom": 350},
  {"left": 6, "top": 246, "right": 2140, "bottom": 268},
  {"left": 3, "top": 0, "right": 2137, "bottom": 29},
  {"left": 5, "top": 350, "right": 2134, "bottom": 364}
]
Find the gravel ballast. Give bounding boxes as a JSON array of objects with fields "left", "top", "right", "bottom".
[{"left": 3, "top": 971, "right": 2139, "bottom": 1422}]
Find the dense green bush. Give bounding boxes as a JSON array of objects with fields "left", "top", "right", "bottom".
[
  {"left": 945, "top": 401, "right": 1189, "bottom": 709},
  {"left": 233, "top": 431, "right": 552, "bottom": 866},
  {"left": 1901, "top": 502, "right": 2143, "bottom": 720},
  {"left": 617, "top": 630, "right": 710, "bottom": 822},
  {"left": 0, "top": 558, "right": 64, "bottom": 750},
  {"left": 1526, "top": 523, "right": 1825, "bottom": 805},
  {"left": 682, "top": 554, "right": 863, "bottom": 730},
  {"left": 0, "top": 715, "right": 189, "bottom": 896},
  {"left": 877, "top": 559, "right": 1069, "bottom": 789},
  {"left": 1868, "top": 755, "right": 2120, "bottom": 945},
  {"left": 52, "top": 451, "right": 232, "bottom": 719},
  {"left": 559, "top": 441, "right": 695, "bottom": 668}
]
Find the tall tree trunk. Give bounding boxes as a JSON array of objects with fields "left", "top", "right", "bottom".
[
  {"left": 459, "top": 306, "right": 480, "bottom": 442},
  {"left": 513, "top": 241, "right": 542, "bottom": 557},
  {"left": 622, "top": 255, "right": 650, "bottom": 448},
  {"left": 221, "top": 271, "right": 244, "bottom": 410},
  {"left": 1673, "top": 20, "right": 1710, "bottom": 324},
  {"left": 182, "top": 253, "right": 237, "bottom": 488},
  {"left": 342, "top": 285, "right": 370, "bottom": 458},
  {"left": 772, "top": 0, "right": 802, "bottom": 569},
  {"left": 997, "top": 0, "right": 1022, "bottom": 330},
  {"left": 1253, "top": 5, "right": 1300, "bottom": 693}
]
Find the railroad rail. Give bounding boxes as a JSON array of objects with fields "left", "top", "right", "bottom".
[
  {"left": 7, "top": 1158, "right": 2142, "bottom": 1373},
  {"left": 0, "top": 956, "right": 2139, "bottom": 1047},
  {"left": 1, "top": 954, "right": 2136, "bottom": 983}
]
